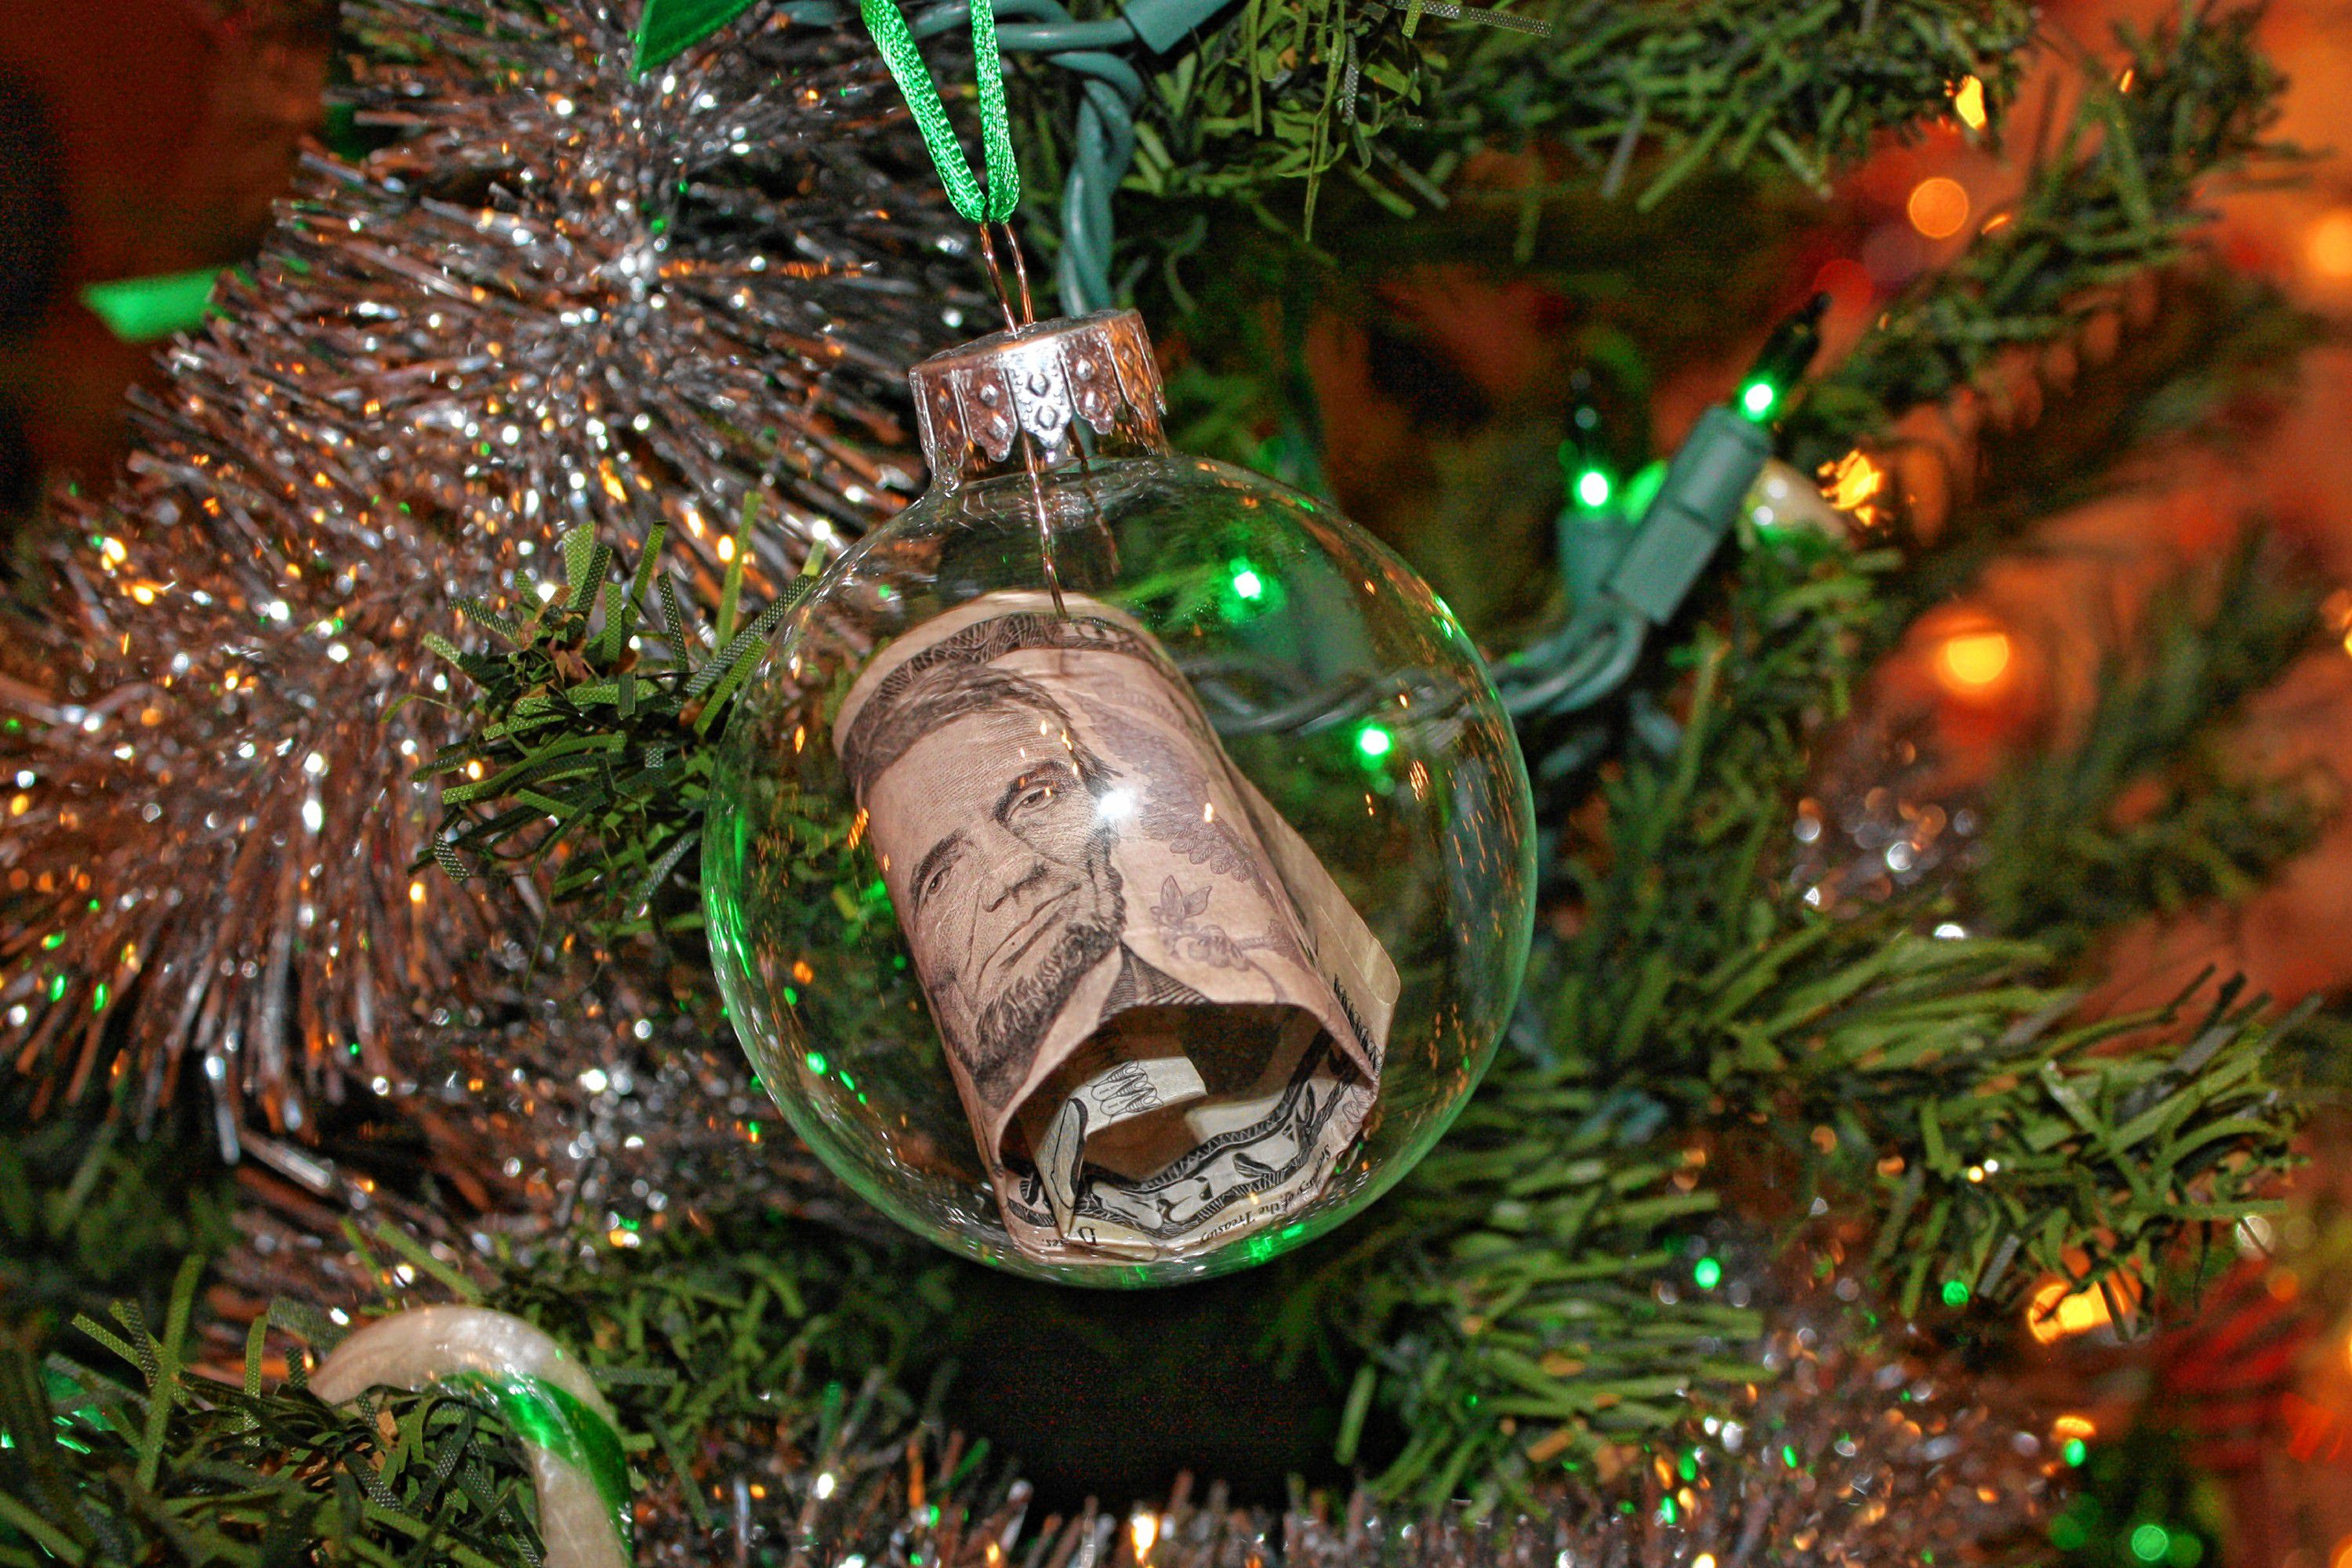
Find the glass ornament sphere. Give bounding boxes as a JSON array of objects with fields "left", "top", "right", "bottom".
[{"left": 705, "top": 310, "right": 1535, "bottom": 1285}]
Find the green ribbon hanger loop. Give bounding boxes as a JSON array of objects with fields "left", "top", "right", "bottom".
[{"left": 861, "top": 0, "right": 1022, "bottom": 225}]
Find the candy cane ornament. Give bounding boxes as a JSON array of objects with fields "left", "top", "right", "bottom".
[{"left": 311, "top": 1305, "right": 633, "bottom": 1568}]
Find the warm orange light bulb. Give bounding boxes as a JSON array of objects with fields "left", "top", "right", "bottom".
[
  {"left": 1951, "top": 75, "right": 1987, "bottom": 130},
  {"left": 1936, "top": 628, "right": 2013, "bottom": 693},
  {"left": 2310, "top": 209, "right": 2352, "bottom": 281},
  {"left": 1821, "top": 449, "right": 1886, "bottom": 523},
  {"left": 2028, "top": 1278, "right": 2115, "bottom": 1343},
  {"left": 1908, "top": 177, "right": 1972, "bottom": 240}
]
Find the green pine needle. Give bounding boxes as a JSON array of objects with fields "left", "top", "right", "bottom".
[{"left": 417, "top": 525, "right": 813, "bottom": 938}]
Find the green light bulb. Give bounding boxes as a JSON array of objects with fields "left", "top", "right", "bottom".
[
  {"left": 1232, "top": 568, "right": 1265, "bottom": 601},
  {"left": 1739, "top": 380, "right": 1778, "bottom": 419},
  {"left": 1356, "top": 724, "right": 1393, "bottom": 759},
  {"left": 1574, "top": 469, "right": 1613, "bottom": 509}
]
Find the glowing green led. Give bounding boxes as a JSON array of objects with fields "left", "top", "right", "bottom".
[
  {"left": 2129, "top": 1525, "right": 2172, "bottom": 1563},
  {"left": 92, "top": 983, "right": 107, "bottom": 1013},
  {"left": 2062, "top": 1438, "right": 2087, "bottom": 1466},
  {"left": 1739, "top": 379, "right": 1779, "bottom": 419},
  {"left": 806, "top": 1051, "right": 827, "bottom": 1075},
  {"left": 1693, "top": 1257, "right": 1722, "bottom": 1290},
  {"left": 1221, "top": 558, "right": 1282, "bottom": 620},
  {"left": 1573, "top": 468, "right": 1613, "bottom": 509},
  {"left": 837, "top": 1072, "right": 856, "bottom": 1092},
  {"left": 1940, "top": 1279, "right": 1970, "bottom": 1308},
  {"left": 782, "top": 985, "right": 799, "bottom": 1006},
  {"left": 1356, "top": 725, "right": 1393, "bottom": 760},
  {"left": 42, "top": 932, "right": 64, "bottom": 951}
]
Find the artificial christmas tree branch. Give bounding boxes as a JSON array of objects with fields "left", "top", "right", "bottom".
[
  {"left": 1071, "top": 0, "right": 2034, "bottom": 240},
  {"left": 417, "top": 519, "right": 821, "bottom": 942},
  {"left": 1969, "top": 535, "right": 2330, "bottom": 955},
  {"left": 1788, "top": 2, "right": 2294, "bottom": 469}
]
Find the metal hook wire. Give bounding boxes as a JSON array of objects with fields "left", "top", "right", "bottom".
[
  {"left": 975, "top": 223, "right": 1024, "bottom": 333},
  {"left": 970, "top": 223, "right": 1062, "bottom": 611}
]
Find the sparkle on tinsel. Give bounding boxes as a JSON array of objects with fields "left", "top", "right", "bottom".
[{"left": 0, "top": 0, "right": 969, "bottom": 1189}]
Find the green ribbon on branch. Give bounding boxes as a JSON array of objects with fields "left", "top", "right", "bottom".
[{"left": 858, "top": 0, "right": 1022, "bottom": 224}]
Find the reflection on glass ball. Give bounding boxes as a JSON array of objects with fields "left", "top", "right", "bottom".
[{"left": 706, "top": 316, "right": 1534, "bottom": 1286}]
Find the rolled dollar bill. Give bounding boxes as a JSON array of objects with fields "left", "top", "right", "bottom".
[{"left": 834, "top": 591, "right": 1398, "bottom": 1265}]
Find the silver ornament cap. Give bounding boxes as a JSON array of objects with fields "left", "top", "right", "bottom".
[{"left": 909, "top": 309, "right": 1166, "bottom": 478}]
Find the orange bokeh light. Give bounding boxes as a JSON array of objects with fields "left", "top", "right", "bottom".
[
  {"left": 2309, "top": 209, "right": 2352, "bottom": 281},
  {"left": 1908, "top": 177, "right": 1972, "bottom": 239},
  {"left": 1936, "top": 627, "right": 2013, "bottom": 694}
]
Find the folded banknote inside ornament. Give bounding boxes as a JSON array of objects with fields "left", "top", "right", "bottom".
[{"left": 833, "top": 590, "right": 1398, "bottom": 1263}]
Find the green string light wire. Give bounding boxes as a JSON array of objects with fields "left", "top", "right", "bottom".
[{"left": 858, "top": 0, "right": 1022, "bottom": 224}]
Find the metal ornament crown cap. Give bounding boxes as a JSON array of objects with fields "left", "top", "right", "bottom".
[{"left": 908, "top": 309, "right": 1166, "bottom": 480}]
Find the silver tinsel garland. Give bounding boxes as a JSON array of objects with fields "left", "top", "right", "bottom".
[{"left": 0, "top": 0, "right": 967, "bottom": 1203}]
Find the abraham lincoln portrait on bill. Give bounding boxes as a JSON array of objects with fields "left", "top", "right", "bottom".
[
  {"left": 838, "top": 652, "right": 1208, "bottom": 1109},
  {"left": 833, "top": 593, "right": 1395, "bottom": 1259}
]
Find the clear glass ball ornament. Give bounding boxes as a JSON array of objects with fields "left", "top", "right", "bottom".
[{"left": 706, "top": 310, "right": 1535, "bottom": 1285}]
